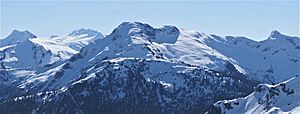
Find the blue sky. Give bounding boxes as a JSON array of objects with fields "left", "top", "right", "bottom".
[{"left": 1, "top": 1, "right": 299, "bottom": 41}]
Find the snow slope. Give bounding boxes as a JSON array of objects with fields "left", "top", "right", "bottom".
[
  {"left": 154, "top": 30, "right": 235, "bottom": 72},
  {"left": 207, "top": 76, "right": 300, "bottom": 114}
]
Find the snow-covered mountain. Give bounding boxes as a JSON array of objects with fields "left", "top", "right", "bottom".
[
  {"left": 0, "top": 31, "right": 77, "bottom": 70},
  {"left": 51, "top": 28, "right": 104, "bottom": 51},
  {"left": 202, "top": 30, "right": 300, "bottom": 83},
  {"left": 12, "top": 22, "right": 252, "bottom": 91},
  {"left": 206, "top": 76, "right": 300, "bottom": 114},
  {"left": 0, "top": 28, "right": 102, "bottom": 93},
  {"left": 0, "top": 28, "right": 103, "bottom": 69},
  {"left": 0, "top": 22, "right": 299, "bottom": 113},
  {"left": 0, "top": 30, "right": 37, "bottom": 47}
]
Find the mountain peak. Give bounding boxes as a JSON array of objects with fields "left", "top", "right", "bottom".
[
  {"left": 108, "top": 22, "right": 156, "bottom": 41},
  {"left": 10, "top": 30, "right": 37, "bottom": 38},
  {"left": 116, "top": 22, "right": 178, "bottom": 33},
  {"left": 114, "top": 22, "right": 154, "bottom": 35},
  {"left": 118, "top": 22, "right": 151, "bottom": 28},
  {"left": 110, "top": 22, "right": 179, "bottom": 44},
  {"left": 68, "top": 28, "right": 103, "bottom": 37},
  {"left": 0, "top": 30, "right": 37, "bottom": 46},
  {"left": 268, "top": 30, "right": 284, "bottom": 39}
]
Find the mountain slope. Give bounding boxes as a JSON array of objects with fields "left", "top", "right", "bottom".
[
  {"left": 206, "top": 76, "right": 300, "bottom": 114},
  {"left": 0, "top": 58, "right": 257, "bottom": 114}
]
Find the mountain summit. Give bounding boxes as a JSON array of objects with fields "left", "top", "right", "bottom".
[
  {"left": 268, "top": 30, "right": 285, "bottom": 40},
  {"left": 110, "top": 22, "right": 179, "bottom": 44},
  {"left": 0, "top": 30, "right": 37, "bottom": 46},
  {"left": 68, "top": 28, "right": 103, "bottom": 38}
]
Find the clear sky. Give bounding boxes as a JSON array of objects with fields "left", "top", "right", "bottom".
[{"left": 1, "top": 0, "right": 299, "bottom": 41}]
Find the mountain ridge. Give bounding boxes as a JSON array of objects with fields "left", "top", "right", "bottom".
[{"left": 0, "top": 22, "right": 299, "bottom": 114}]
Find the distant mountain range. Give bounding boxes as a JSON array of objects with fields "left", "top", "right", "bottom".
[{"left": 0, "top": 22, "right": 299, "bottom": 114}]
